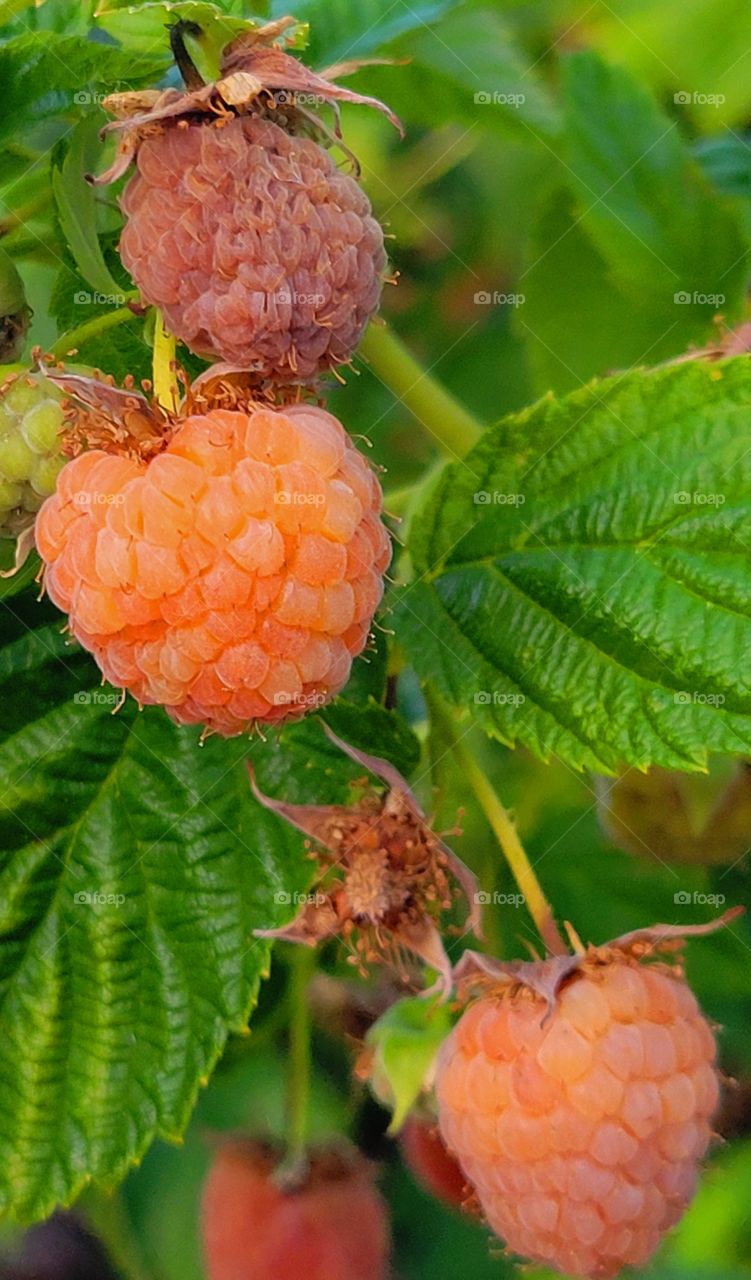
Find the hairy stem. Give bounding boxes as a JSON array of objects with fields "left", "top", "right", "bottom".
[
  {"left": 359, "top": 323, "right": 482, "bottom": 459},
  {"left": 49, "top": 296, "right": 141, "bottom": 359}
]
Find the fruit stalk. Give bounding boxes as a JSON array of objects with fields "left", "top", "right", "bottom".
[
  {"left": 435, "top": 702, "right": 565, "bottom": 955},
  {"left": 359, "top": 324, "right": 483, "bottom": 458},
  {"left": 50, "top": 297, "right": 139, "bottom": 359},
  {"left": 287, "top": 946, "right": 315, "bottom": 1162}
]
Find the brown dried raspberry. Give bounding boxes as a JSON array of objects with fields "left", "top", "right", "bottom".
[
  {"left": 435, "top": 915, "right": 740, "bottom": 1278},
  {"left": 95, "top": 18, "right": 401, "bottom": 381},
  {"left": 251, "top": 730, "right": 481, "bottom": 994}
]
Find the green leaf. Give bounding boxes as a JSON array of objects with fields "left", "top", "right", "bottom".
[
  {"left": 0, "top": 34, "right": 169, "bottom": 145},
  {"left": 366, "top": 994, "right": 452, "bottom": 1132},
  {"left": 396, "top": 355, "right": 751, "bottom": 773},
  {"left": 0, "top": 608, "right": 304, "bottom": 1222},
  {"left": 364, "top": 8, "right": 559, "bottom": 140},
  {"left": 96, "top": 1, "right": 304, "bottom": 73},
  {"left": 559, "top": 52, "right": 748, "bottom": 321},
  {"left": 51, "top": 117, "right": 124, "bottom": 298},
  {"left": 278, "top": 0, "right": 458, "bottom": 66}
]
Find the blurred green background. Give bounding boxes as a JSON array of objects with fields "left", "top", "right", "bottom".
[{"left": 0, "top": 0, "right": 750, "bottom": 1276}]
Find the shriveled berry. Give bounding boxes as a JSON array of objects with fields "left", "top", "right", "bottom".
[
  {"left": 118, "top": 115, "right": 387, "bottom": 381},
  {"left": 201, "top": 1140, "right": 390, "bottom": 1280},
  {"left": 36, "top": 403, "right": 390, "bottom": 734},
  {"left": 436, "top": 954, "right": 721, "bottom": 1278}
]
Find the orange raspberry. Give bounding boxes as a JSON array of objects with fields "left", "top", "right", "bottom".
[
  {"left": 201, "top": 1139, "right": 390, "bottom": 1280},
  {"left": 36, "top": 403, "right": 390, "bottom": 734},
  {"left": 436, "top": 953, "right": 720, "bottom": 1278}
]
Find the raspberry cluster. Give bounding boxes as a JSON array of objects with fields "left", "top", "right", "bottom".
[{"left": 436, "top": 954, "right": 720, "bottom": 1278}]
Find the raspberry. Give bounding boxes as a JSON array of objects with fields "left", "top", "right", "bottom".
[
  {"left": 399, "top": 1117, "right": 468, "bottom": 1210},
  {"left": 436, "top": 949, "right": 721, "bottom": 1277},
  {"left": 201, "top": 1140, "right": 390, "bottom": 1280},
  {"left": 35, "top": 403, "right": 390, "bottom": 734},
  {"left": 118, "top": 115, "right": 387, "bottom": 380},
  {"left": 0, "top": 370, "right": 64, "bottom": 539}
]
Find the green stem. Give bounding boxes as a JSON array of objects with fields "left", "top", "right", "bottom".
[
  {"left": 286, "top": 947, "right": 314, "bottom": 1161},
  {"left": 80, "top": 1185, "right": 159, "bottom": 1280},
  {"left": 433, "top": 700, "right": 566, "bottom": 956},
  {"left": 359, "top": 323, "right": 482, "bottom": 458},
  {"left": 50, "top": 297, "right": 141, "bottom": 359},
  {"left": 0, "top": 191, "right": 52, "bottom": 236}
]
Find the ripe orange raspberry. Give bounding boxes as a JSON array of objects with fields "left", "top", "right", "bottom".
[
  {"left": 201, "top": 1139, "right": 390, "bottom": 1280},
  {"left": 36, "top": 403, "right": 389, "bottom": 735},
  {"left": 118, "top": 115, "right": 387, "bottom": 380},
  {"left": 399, "top": 1117, "right": 468, "bottom": 1210},
  {"left": 436, "top": 945, "right": 722, "bottom": 1278}
]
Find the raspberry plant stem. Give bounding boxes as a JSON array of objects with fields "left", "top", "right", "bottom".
[
  {"left": 286, "top": 947, "right": 314, "bottom": 1162},
  {"left": 49, "top": 296, "right": 140, "bottom": 359},
  {"left": 359, "top": 324, "right": 483, "bottom": 458},
  {"left": 152, "top": 310, "right": 178, "bottom": 412},
  {"left": 433, "top": 701, "right": 566, "bottom": 955}
]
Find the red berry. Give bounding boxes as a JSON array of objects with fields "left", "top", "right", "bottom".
[
  {"left": 399, "top": 1117, "right": 468, "bottom": 1209},
  {"left": 36, "top": 403, "right": 389, "bottom": 734},
  {"left": 119, "top": 115, "right": 386, "bottom": 380},
  {"left": 201, "top": 1141, "right": 390, "bottom": 1280},
  {"left": 436, "top": 955, "right": 720, "bottom": 1277}
]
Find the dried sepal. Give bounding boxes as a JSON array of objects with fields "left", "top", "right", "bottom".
[{"left": 250, "top": 729, "right": 481, "bottom": 997}]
